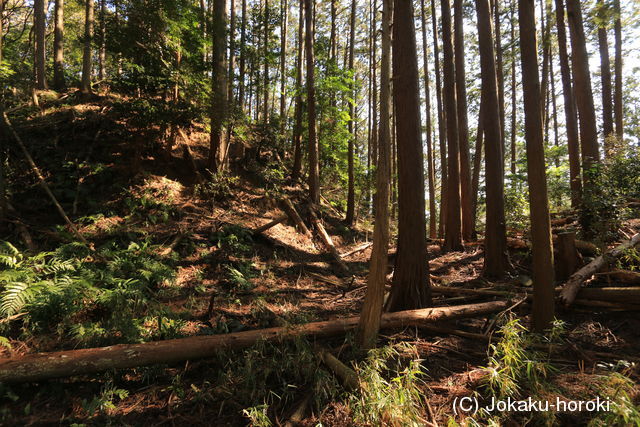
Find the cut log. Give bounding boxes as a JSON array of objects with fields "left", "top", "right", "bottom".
[
  {"left": 253, "top": 214, "right": 288, "bottom": 234},
  {"left": 158, "top": 233, "right": 184, "bottom": 256},
  {"left": 576, "top": 287, "right": 640, "bottom": 304},
  {"left": 308, "top": 207, "right": 350, "bottom": 275},
  {"left": 178, "top": 129, "right": 205, "bottom": 184},
  {"left": 340, "top": 242, "right": 373, "bottom": 258},
  {"left": 556, "top": 231, "right": 579, "bottom": 281},
  {"left": 0, "top": 300, "right": 510, "bottom": 383},
  {"left": 280, "top": 198, "right": 312, "bottom": 237},
  {"left": 572, "top": 299, "right": 640, "bottom": 311},
  {"left": 559, "top": 233, "right": 640, "bottom": 306}
]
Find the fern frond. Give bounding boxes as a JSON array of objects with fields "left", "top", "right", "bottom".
[{"left": 0, "top": 282, "right": 31, "bottom": 316}]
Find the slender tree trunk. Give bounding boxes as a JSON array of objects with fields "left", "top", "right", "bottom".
[
  {"left": 613, "top": 0, "right": 623, "bottom": 140},
  {"left": 98, "top": 0, "right": 106, "bottom": 81},
  {"left": 330, "top": 0, "right": 337, "bottom": 62},
  {"left": 209, "top": 0, "right": 228, "bottom": 172},
  {"left": 358, "top": 0, "right": 392, "bottom": 349},
  {"left": 53, "top": 0, "right": 65, "bottom": 90},
  {"left": 519, "top": 0, "right": 554, "bottom": 332},
  {"left": 510, "top": 0, "right": 517, "bottom": 175},
  {"left": 420, "top": 0, "right": 437, "bottom": 239},
  {"left": 550, "top": 42, "right": 559, "bottom": 167},
  {"left": 34, "top": 0, "right": 47, "bottom": 90},
  {"left": 291, "top": 0, "right": 304, "bottom": 181},
  {"left": 228, "top": 0, "right": 237, "bottom": 108},
  {"left": 345, "top": 0, "right": 357, "bottom": 225},
  {"left": 304, "top": 0, "right": 319, "bottom": 204},
  {"left": 454, "top": 0, "right": 473, "bottom": 242},
  {"left": 279, "top": 0, "right": 287, "bottom": 127},
  {"left": 476, "top": 0, "right": 509, "bottom": 278},
  {"left": 431, "top": 0, "right": 447, "bottom": 239},
  {"left": 566, "top": 0, "right": 600, "bottom": 169},
  {"left": 0, "top": 0, "right": 3, "bottom": 64},
  {"left": 471, "top": 95, "right": 484, "bottom": 228},
  {"left": 387, "top": 0, "right": 431, "bottom": 312},
  {"left": 539, "top": 0, "right": 551, "bottom": 131},
  {"left": 263, "top": 0, "right": 270, "bottom": 122},
  {"left": 597, "top": 0, "right": 614, "bottom": 150},
  {"left": 238, "top": 0, "right": 247, "bottom": 107},
  {"left": 441, "top": 0, "right": 463, "bottom": 253},
  {"left": 80, "top": 0, "right": 94, "bottom": 94},
  {"left": 555, "top": 0, "right": 581, "bottom": 207},
  {"left": 371, "top": 0, "right": 378, "bottom": 169},
  {"left": 494, "top": 0, "right": 505, "bottom": 162}
]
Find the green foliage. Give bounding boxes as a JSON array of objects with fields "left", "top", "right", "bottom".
[
  {"left": 588, "top": 371, "right": 640, "bottom": 426},
  {"left": 81, "top": 380, "right": 130, "bottom": 417},
  {"left": 124, "top": 186, "right": 181, "bottom": 225},
  {"left": 212, "top": 225, "right": 254, "bottom": 255},
  {"left": 194, "top": 171, "right": 239, "bottom": 201},
  {"left": 242, "top": 404, "right": 272, "bottom": 427},
  {"left": 349, "top": 343, "right": 427, "bottom": 426},
  {"left": 0, "top": 240, "right": 180, "bottom": 346}
]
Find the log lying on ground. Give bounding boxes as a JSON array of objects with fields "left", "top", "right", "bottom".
[
  {"left": 308, "top": 207, "right": 350, "bottom": 275},
  {"left": 0, "top": 300, "right": 510, "bottom": 383},
  {"left": 281, "top": 198, "right": 312, "bottom": 237},
  {"left": 559, "top": 233, "right": 640, "bottom": 306},
  {"left": 158, "top": 233, "right": 184, "bottom": 256},
  {"left": 595, "top": 269, "right": 640, "bottom": 285},
  {"left": 253, "top": 214, "right": 289, "bottom": 234},
  {"left": 340, "top": 242, "right": 373, "bottom": 258}
]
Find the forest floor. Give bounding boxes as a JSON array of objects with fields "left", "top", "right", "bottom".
[{"left": 0, "top": 94, "right": 638, "bottom": 426}]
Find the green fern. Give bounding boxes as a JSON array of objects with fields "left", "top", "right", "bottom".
[{"left": 0, "top": 241, "right": 22, "bottom": 268}]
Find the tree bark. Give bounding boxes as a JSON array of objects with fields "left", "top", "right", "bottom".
[
  {"left": 554, "top": 0, "right": 581, "bottom": 208},
  {"left": 494, "top": 0, "right": 505, "bottom": 160},
  {"left": 387, "top": 0, "right": 431, "bottom": 312},
  {"left": 80, "top": 0, "right": 94, "bottom": 94},
  {"left": 431, "top": 0, "right": 447, "bottom": 239},
  {"left": 519, "top": 0, "right": 555, "bottom": 332},
  {"left": 304, "top": 0, "right": 319, "bottom": 204},
  {"left": 566, "top": 0, "right": 600, "bottom": 168},
  {"left": 559, "top": 233, "right": 640, "bottom": 306},
  {"left": 208, "top": 0, "right": 228, "bottom": 172},
  {"left": 291, "top": 0, "right": 304, "bottom": 181},
  {"left": 613, "top": 0, "right": 623, "bottom": 140},
  {"left": 357, "top": 0, "right": 392, "bottom": 349},
  {"left": 420, "top": 0, "right": 437, "bottom": 239},
  {"left": 345, "top": 0, "right": 357, "bottom": 225},
  {"left": 471, "top": 95, "right": 484, "bottom": 231},
  {"left": 454, "top": 0, "right": 473, "bottom": 242},
  {"left": 53, "top": 0, "right": 65, "bottom": 90},
  {"left": 238, "top": 0, "right": 247, "bottom": 107},
  {"left": 476, "top": 0, "right": 509, "bottom": 279},
  {"left": 509, "top": 0, "right": 517, "bottom": 175},
  {"left": 597, "top": 0, "right": 614, "bottom": 149},
  {"left": 279, "top": 0, "right": 287, "bottom": 127},
  {"left": 0, "top": 300, "right": 510, "bottom": 383},
  {"left": 228, "top": 0, "right": 237, "bottom": 108},
  {"left": 263, "top": 0, "right": 270, "bottom": 122},
  {"left": 441, "top": 0, "right": 463, "bottom": 252},
  {"left": 34, "top": 0, "right": 47, "bottom": 90},
  {"left": 98, "top": 0, "right": 106, "bottom": 81}
]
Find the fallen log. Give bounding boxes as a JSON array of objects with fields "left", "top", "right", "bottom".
[
  {"left": 308, "top": 207, "right": 350, "bottom": 275},
  {"left": 340, "top": 242, "right": 372, "bottom": 258},
  {"left": 158, "top": 233, "right": 185, "bottom": 256},
  {"left": 595, "top": 269, "right": 640, "bottom": 285},
  {"left": 559, "top": 233, "right": 640, "bottom": 306},
  {"left": 253, "top": 214, "right": 288, "bottom": 234},
  {"left": 281, "top": 198, "right": 312, "bottom": 237},
  {"left": 575, "top": 287, "right": 640, "bottom": 304},
  {"left": 319, "top": 350, "right": 359, "bottom": 390},
  {"left": 0, "top": 300, "right": 510, "bottom": 383}
]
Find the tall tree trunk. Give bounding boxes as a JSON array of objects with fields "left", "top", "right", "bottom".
[
  {"left": 34, "top": 0, "right": 47, "bottom": 90},
  {"left": 550, "top": 42, "right": 560, "bottom": 167},
  {"left": 291, "top": 0, "right": 304, "bottom": 181},
  {"left": 330, "top": 0, "right": 337, "bottom": 62},
  {"left": 555, "top": 0, "right": 581, "bottom": 207},
  {"left": 387, "top": 0, "right": 431, "bottom": 312},
  {"left": 539, "top": 0, "right": 551, "bottom": 131},
  {"left": 98, "top": 0, "right": 106, "bottom": 81},
  {"left": 509, "top": 0, "right": 517, "bottom": 174},
  {"left": 431, "top": 0, "right": 447, "bottom": 239},
  {"left": 471, "top": 95, "right": 484, "bottom": 228},
  {"left": 519, "top": 0, "right": 555, "bottom": 332},
  {"left": 304, "top": 0, "right": 319, "bottom": 204},
  {"left": 613, "top": 0, "right": 623, "bottom": 140},
  {"left": 371, "top": 0, "right": 378, "bottom": 169},
  {"left": 263, "top": 0, "right": 270, "bottom": 122},
  {"left": 454, "top": 0, "right": 473, "bottom": 242},
  {"left": 566, "top": 0, "right": 600, "bottom": 169},
  {"left": 441, "top": 0, "right": 463, "bottom": 253},
  {"left": 597, "top": 0, "right": 614, "bottom": 151},
  {"left": 208, "top": 0, "right": 228, "bottom": 172},
  {"left": 238, "top": 0, "right": 247, "bottom": 107},
  {"left": 476, "top": 0, "right": 509, "bottom": 278},
  {"left": 53, "top": 0, "right": 65, "bottom": 90},
  {"left": 228, "top": 0, "right": 237, "bottom": 108},
  {"left": 358, "top": 0, "right": 392, "bottom": 349},
  {"left": 345, "top": 0, "right": 357, "bottom": 225},
  {"left": 0, "top": 0, "right": 3, "bottom": 64},
  {"left": 494, "top": 0, "right": 505, "bottom": 161},
  {"left": 279, "top": 0, "right": 287, "bottom": 127},
  {"left": 80, "top": 0, "right": 94, "bottom": 94},
  {"left": 420, "top": 0, "right": 437, "bottom": 239}
]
